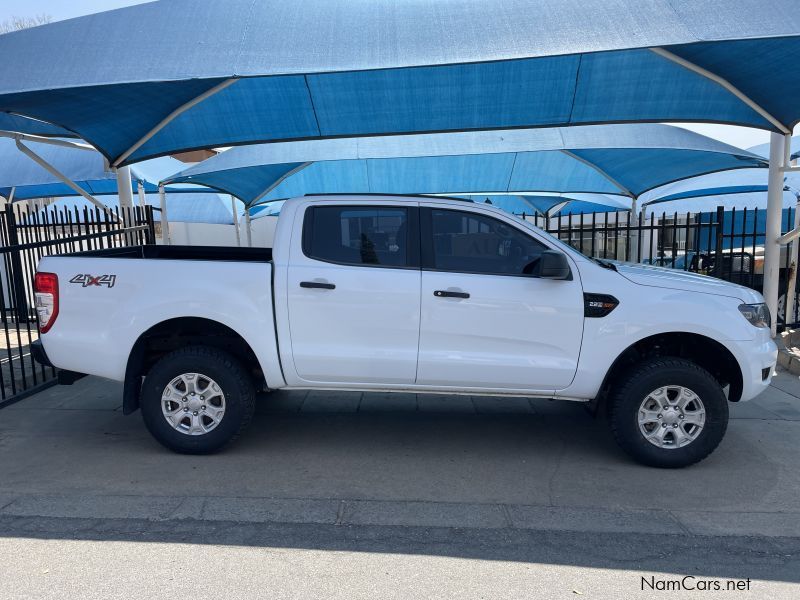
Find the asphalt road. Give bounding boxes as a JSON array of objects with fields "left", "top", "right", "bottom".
[{"left": 0, "top": 371, "right": 799, "bottom": 599}]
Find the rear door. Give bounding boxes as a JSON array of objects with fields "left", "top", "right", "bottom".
[
  {"left": 286, "top": 203, "right": 421, "bottom": 384},
  {"left": 416, "top": 206, "right": 584, "bottom": 391}
]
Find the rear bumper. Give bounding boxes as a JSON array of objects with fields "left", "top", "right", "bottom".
[
  {"left": 31, "top": 339, "right": 53, "bottom": 367},
  {"left": 31, "top": 339, "right": 86, "bottom": 385}
]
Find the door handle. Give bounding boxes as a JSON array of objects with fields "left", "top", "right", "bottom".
[
  {"left": 434, "top": 290, "right": 469, "bottom": 299},
  {"left": 300, "top": 281, "right": 335, "bottom": 290}
]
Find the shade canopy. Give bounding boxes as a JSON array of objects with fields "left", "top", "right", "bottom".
[
  {"left": 0, "top": 137, "right": 199, "bottom": 200},
  {"left": 164, "top": 124, "right": 767, "bottom": 206},
  {"left": 0, "top": 113, "right": 75, "bottom": 138},
  {"left": 749, "top": 135, "right": 800, "bottom": 161},
  {"left": 463, "top": 194, "right": 631, "bottom": 216},
  {"left": 0, "top": 0, "right": 799, "bottom": 166}
]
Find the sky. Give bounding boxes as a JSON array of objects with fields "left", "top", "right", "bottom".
[{"left": 0, "top": 0, "right": 786, "bottom": 152}]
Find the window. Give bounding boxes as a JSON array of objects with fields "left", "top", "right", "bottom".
[
  {"left": 303, "top": 206, "right": 411, "bottom": 267},
  {"left": 428, "top": 209, "right": 546, "bottom": 275}
]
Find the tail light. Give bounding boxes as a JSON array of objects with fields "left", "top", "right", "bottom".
[{"left": 34, "top": 272, "right": 59, "bottom": 333}]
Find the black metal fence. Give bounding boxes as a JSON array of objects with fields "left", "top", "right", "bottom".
[
  {"left": 0, "top": 204, "right": 155, "bottom": 408},
  {"left": 522, "top": 205, "right": 799, "bottom": 326}
]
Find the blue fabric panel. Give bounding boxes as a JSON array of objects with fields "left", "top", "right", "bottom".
[
  {"left": 262, "top": 161, "right": 371, "bottom": 201},
  {"left": 307, "top": 57, "right": 579, "bottom": 136},
  {"left": 0, "top": 113, "right": 75, "bottom": 137},
  {"left": 671, "top": 38, "right": 800, "bottom": 130},
  {"left": 571, "top": 148, "right": 763, "bottom": 196},
  {"left": 174, "top": 163, "right": 305, "bottom": 204},
  {"left": 509, "top": 152, "right": 621, "bottom": 194},
  {"left": 365, "top": 154, "right": 516, "bottom": 194},
  {"left": 655, "top": 185, "right": 770, "bottom": 203},
  {"left": 132, "top": 77, "right": 321, "bottom": 163},
  {"left": 0, "top": 79, "right": 226, "bottom": 163},
  {"left": 571, "top": 49, "right": 773, "bottom": 129}
]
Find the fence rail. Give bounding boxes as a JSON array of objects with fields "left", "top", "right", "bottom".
[
  {"left": 522, "top": 205, "right": 799, "bottom": 325},
  {"left": 0, "top": 204, "right": 155, "bottom": 408}
]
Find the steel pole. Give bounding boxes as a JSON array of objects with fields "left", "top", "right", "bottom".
[
  {"left": 245, "top": 209, "right": 253, "bottom": 247},
  {"left": 159, "top": 184, "right": 171, "bottom": 245},
  {"left": 116, "top": 166, "right": 135, "bottom": 244},
  {"left": 786, "top": 196, "right": 800, "bottom": 326},
  {"left": 231, "top": 196, "right": 241, "bottom": 247},
  {"left": 764, "top": 132, "right": 788, "bottom": 337}
]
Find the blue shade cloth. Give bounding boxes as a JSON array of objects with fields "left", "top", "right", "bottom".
[
  {"left": 0, "top": 113, "right": 75, "bottom": 137},
  {"left": 32, "top": 193, "right": 235, "bottom": 225},
  {"left": 0, "top": 137, "right": 197, "bottom": 200},
  {"left": 460, "top": 194, "right": 630, "bottom": 216},
  {"left": 749, "top": 135, "right": 800, "bottom": 161},
  {"left": 164, "top": 125, "right": 767, "bottom": 206},
  {"left": 0, "top": 0, "right": 798, "bottom": 165}
]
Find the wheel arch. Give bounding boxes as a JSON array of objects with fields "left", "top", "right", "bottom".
[
  {"left": 123, "top": 317, "right": 263, "bottom": 415},
  {"left": 594, "top": 331, "right": 744, "bottom": 415}
]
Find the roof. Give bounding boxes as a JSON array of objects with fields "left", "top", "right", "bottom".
[
  {"left": 0, "top": 0, "right": 798, "bottom": 165},
  {"left": 164, "top": 124, "right": 766, "bottom": 205}
]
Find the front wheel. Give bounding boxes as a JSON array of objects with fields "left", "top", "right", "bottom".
[
  {"left": 140, "top": 345, "right": 256, "bottom": 454},
  {"left": 609, "top": 358, "right": 729, "bottom": 468}
]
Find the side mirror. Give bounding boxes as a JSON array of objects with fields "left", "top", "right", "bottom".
[{"left": 534, "top": 250, "right": 571, "bottom": 280}]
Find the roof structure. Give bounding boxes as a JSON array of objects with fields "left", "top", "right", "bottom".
[
  {"left": 163, "top": 124, "right": 766, "bottom": 207},
  {"left": 0, "top": 0, "right": 798, "bottom": 165}
]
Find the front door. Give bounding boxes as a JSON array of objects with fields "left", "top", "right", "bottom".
[
  {"left": 416, "top": 206, "right": 584, "bottom": 391},
  {"left": 287, "top": 204, "right": 421, "bottom": 384}
]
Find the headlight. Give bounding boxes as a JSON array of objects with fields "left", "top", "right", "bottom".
[{"left": 738, "top": 303, "right": 771, "bottom": 328}]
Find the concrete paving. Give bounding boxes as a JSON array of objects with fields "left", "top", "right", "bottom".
[{"left": 0, "top": 371, "right": 799, "bottom": 598}]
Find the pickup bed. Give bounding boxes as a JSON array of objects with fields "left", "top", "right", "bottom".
[{"left": 32, "top": 195, "right": 777, "bottom": 467}]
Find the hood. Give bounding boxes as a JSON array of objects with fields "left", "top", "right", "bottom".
[{"left": 613, "top": 262, "right": 764, "bottom": 303}]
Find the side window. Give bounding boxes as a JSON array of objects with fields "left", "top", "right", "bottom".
[
  {"left": 303, "top": 206, "right": 410, "bottom": 267},
  {"left": 428, "top": 209, "right": 546, "bottom": 275}
]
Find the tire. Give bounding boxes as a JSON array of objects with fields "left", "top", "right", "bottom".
[
  {"left": 140, "top": 345, "right": 256, "bottom": 454},
  {"left": 609, "top": 357, "right": 728, "bottom": 468}
]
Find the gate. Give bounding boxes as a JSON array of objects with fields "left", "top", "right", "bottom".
[{"left": 0, "top": 204, "right": 155, "bottom": 409}]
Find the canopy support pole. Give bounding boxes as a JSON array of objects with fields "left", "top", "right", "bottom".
[
  {"left": 7, "top": 186, "right": 14, "bottom": 203},
  {"left": 785, "top": 193, "right": 800, "bottom": 326},
  {"left": 0, "top": 130, "right": 95, "bottom": 151},
  {"left": 245, "top": 209, "right": 253, "bottom": 247},
  {"left": 231, "top": 196, "right": 241, "bottom": 247},
  {"left": 116, "top": 166, "right": 135, "bottom": 244},
  {"left": 14, "top": 138, "right": 115, "bottom": 218},
  {"left": 764, "top": 132, "right": 789, "bottom": 337},
  {"left": 112, "top": 78, "right": 237, "bottom": 167},
  {"left": 650, "top": 48, "right": 791, "bottom": 134},
  {"left": 159, "top": 184, "right": 171, "bottom": 245},
  {"left": 137, "top": 181, "right": 146, "bottom": 208}
]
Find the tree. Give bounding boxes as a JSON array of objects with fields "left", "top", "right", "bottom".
[{"left": 0, "top": 14, "right": 52, "bottom": 35}]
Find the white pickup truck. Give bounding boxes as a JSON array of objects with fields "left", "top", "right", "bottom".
[{"left": 32, "top": 195, "right": 777, "bottom": 468}]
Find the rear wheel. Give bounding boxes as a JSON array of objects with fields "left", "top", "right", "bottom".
[
  {"left": 609, "top": 358, "right": 728, "bottom": 468},
  {"left": 140, "top": 345, "right": 255, "bottom": 454}
]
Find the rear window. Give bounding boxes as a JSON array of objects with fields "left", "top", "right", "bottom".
[{"left": 303, "top": 206, "right": 411, "bottom": 267}]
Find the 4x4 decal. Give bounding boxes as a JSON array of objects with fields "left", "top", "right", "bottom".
[{"left": 69, "top": 274, "right": 117, "bottom": 288}]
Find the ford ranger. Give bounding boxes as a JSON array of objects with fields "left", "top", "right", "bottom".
[{"left": 31, "top": 195, "right": 777, "bottom": 467}]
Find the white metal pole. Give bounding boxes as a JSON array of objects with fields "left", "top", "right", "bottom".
[
  {"left": 116, "top": 166, "right": 135, "bottom": 244},
  {"left": 764, "top": 132, "right": 788, "bottom": 337},
  {"left": 231, "top": 195, "right": 241, "bottom": 247},
  {"left": 137, "top": 181, "right": 147, "bottom": 209},
  {"left": 786, "top": 195, "right": 800, "bottom": 326},
  {"left": 245, "top": 209, "right": 252, "bottom": 247},
  {"left": 159, "top": 184, "right": 171, "bottom": 245}
]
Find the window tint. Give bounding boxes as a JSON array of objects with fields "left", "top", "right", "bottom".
[
  {"left": 429, "top": 209, "right": 546, "bottom": 275},
  {"left": 304, "top": 206, "right": 410, "bottom": 267}
]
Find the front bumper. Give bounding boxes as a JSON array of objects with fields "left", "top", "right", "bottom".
[{"left": 727, "top": 332, "right": 778, "bottom": 402}]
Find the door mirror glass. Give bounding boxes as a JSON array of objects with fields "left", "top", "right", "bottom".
[{"left": 530, "top": 250, "right": 571, "bottom": 280}]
